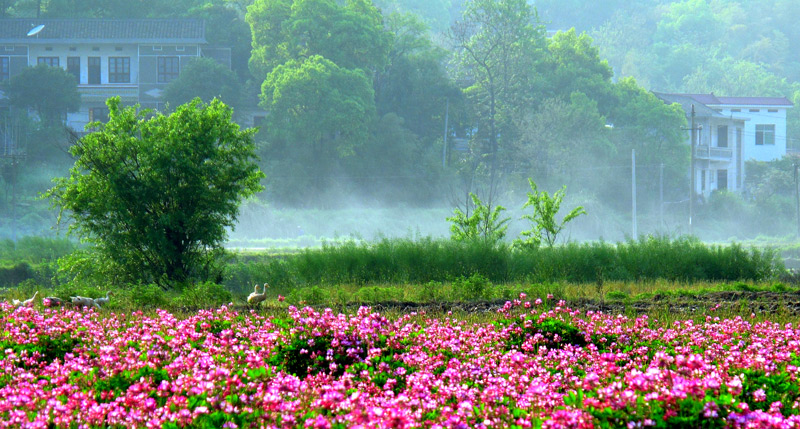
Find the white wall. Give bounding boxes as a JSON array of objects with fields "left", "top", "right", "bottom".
[
  {"left": 722, "top": 106, "right": 788, "bottom": 162},
  {"left": 27, "top": 43, "right": 139, "bottom": 85}
]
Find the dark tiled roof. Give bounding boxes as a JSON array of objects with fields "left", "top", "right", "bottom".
[
  {"left": 653, "top": 92, "right": 727, "bottom": 118},
  {"left": 661, "top": 93, "right": 793, "bottom": 107},
  {"left": 0, "top": 19, "right": 205, "bottom": 44},
  {"left": 714, "top": 96, "right": 793, "bottom": 107}
]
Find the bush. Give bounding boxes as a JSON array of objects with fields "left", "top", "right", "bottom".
[
  {"left": 287, "top": 286, "right": 332, "bottom": 306},
  {"left": 452, "top": 273, "right": 493, "bottom": 301},
  {"left": 174, "top": 282, "right": 232, "bottom": 309},
  {"left": 0, "top": 262, "right": 36, "bottom": 286},
  {"left": 354, "top": 286, "right": 405, "bottom": 303}
]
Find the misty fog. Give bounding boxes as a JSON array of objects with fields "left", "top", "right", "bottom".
[{"left": 2, "top": 0, "right": 799, "bottom": 246}]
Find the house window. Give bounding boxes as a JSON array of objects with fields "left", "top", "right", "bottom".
[
  {"left": 67, "top": 56, "right": 80, "bottom": 83},
  {"left": 4, "top": 46, "right": 13, "bottom": 52},
  {"left": 717, "top": 169, "right": 727, "bottom": 190},
  {"left": 108, "top": 57, "right": 130, "bottom": 83},
  {"left": 89, "top": 107, "right": 109, "bottom": 123},
  {"left": 731, "top": 109, "right": 741, "bottom": 112},
  {"left": 701, "top": 170, "right": 706, "bottom": 191},
  {"left": 37, "top": 56, "right": 59, "bottom": 67},
  {"left": 749, "top": 109, "right": 760, "bottom": 112},
  {"left": 88, "top": 57, "right": 100, "bottom": 84},
  {"left": 768, "top": 109, "right": 778, "bottom": 113},
  {"left": 157, "top": 56, "right": 180, "bottom": 83},
  {"left": 755, "top": 124, "right": 775, "bottom": 146},
  {"left": 153, "top": 46, "right": 163, "bottom": 51},
  {"left": 717, "top": 125, "right": 728, "bottom": 148},
  {"left": 176, "top": 46, "right": 185, "bottom": 52},
  {"left": 0, "top": 57, "right": 8, "bottom": 81}
]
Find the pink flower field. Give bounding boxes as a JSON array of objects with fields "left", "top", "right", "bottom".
[{"left": 2, "top": 297, "right": 800, "bottom": 428}]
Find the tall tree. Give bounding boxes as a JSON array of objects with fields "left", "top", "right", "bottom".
[
  {"left": 3, "top": 64, "right": 79, "bottom": 124},
  {"left": 47, "top": 97, "right": 264, "bottom": 288},
  {"left": 162, "top": 57, "right": 241, "bottom": 109},
  {"left": 450, "top": 0, "right": 547, "bottom": 190},
  {"left": 260, "top": 55, "right": 375, "bottom": 203},
  {"left": 247, "top": 0, "right": 391, "bottom": 78}
]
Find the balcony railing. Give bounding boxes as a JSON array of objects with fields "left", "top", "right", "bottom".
[
  {"left": 694, "top": 144, "right": 732, "bottom": 161},
  {"left": 78, "top": 85, "right": 138, "bottom": 103}
]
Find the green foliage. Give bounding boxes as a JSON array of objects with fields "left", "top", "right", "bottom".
[
  {"left": 354, "top": 286, "right": 405, "bottom": 303},
  {"left": 447, "top": 193, "right": 510, "bottom": 246},
  {"left": 0, "top": 333, "right": 81, "bottom": 368},
  {"left": 247, "top": 0, "right": 391, "bottom": 77},
  {"left": 0, "top": 261, "right": 36, "bottom": 286},
  {"left": 0, "top": 236, "right": 75, "bottom": 263},
  {"left": 286, "top": 286, "right": 332, "bottom": 306},
  {"left": 174, "top": 282, "right": 232, "bottom": 309},
  {"left": 2, "top": 64, "right": 80, "bottom": 123},
  {"left": 47, "top": 97, "right": 264, "bottom": 289},
  {"left": 235, "top": 236, "right": 780, "bottom": 288},
  {"left": 259, "top": 55, "right": 375, "bottom": 203},
  {"left": 516, "top": 179, "right": 586, "bottom": 248},
  {"left": 162, "top": 58, "right": 241, "bottom": 108},
  {"left": 452, "top": 273, "right": 493, "bottom": 301}
]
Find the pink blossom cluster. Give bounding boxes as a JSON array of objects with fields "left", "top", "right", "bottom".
[{"left": 1, "top": 297, "right": 800, "bottom": 428}]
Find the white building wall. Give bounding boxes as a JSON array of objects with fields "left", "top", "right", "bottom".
[
  {"left": 27, "top": 43, "right": 139, "bottom": 85},
  {"left": 722, "top": 106, "right": 787, "bottom": 162}
]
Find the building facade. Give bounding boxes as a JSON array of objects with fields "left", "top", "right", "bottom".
[
  {"left": 0, "top": 18, "right": 231, "bottom": 132},
  {"left": 655, "top": 93, "right": 793, "bottom": 197}
]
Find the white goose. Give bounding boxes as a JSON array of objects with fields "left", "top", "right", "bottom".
[
  {"left": 247, "top": 283, "right": 268, "bottom": 306},
  {"left": 12, "top": 291, "right": 38, "bottom": 308},
  {"left": 71, "top": 296, "right": 100, "bottom": 309},
  {"left": 94, "top": 291, "right": 114, "bottom": 307}
]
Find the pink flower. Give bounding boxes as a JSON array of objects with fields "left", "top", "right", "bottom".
[{"left": 278, "top": 295, "right": 285, "bottom": 302}]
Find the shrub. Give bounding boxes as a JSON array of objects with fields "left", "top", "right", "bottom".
[
  {"left": 452, "top": 273, "right": 493, "bottom": 301},
  {"left": 175, "top": 282, "right": 232, "bottom": 309},
  {"left": 354, "top": 286, "right": 405, "bottom": 303}
]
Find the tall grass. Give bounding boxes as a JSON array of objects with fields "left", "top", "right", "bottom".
[{"left": 225, "top": 235, "right": 781, "bottom": 289}]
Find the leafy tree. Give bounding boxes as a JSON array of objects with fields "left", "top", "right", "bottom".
[
  {"left": 375, "top": 13, "right": 462, "bottom": 142},
  {"left": 450, "top": 0, "right": 547, "bottom": 187},
  {"left": 260, "top": 55, "right": 375, "bottom": 203},
  {"left": 162, "top": 57, "right": 241, "bottom": 108},
  {"left": 247, "top": 0, "right": 391, "bottom": 78},
  {"left": 3, "top": 64, "right": 79, "bottom": 124},
  {"left": 46, "top": 97, "right": 264, "bottom": 289},
  {"left": 188, "top": 2, "right": 254, "bottom": 82},
  {"left": 516, "top": 179, "right": 585, "bottom": 248},
  {"left": 447, "top": 192, "right": 509, "bottom": 246},
  {"left": 541, "top": 29, "right": 614, "bottom": 106},
  {"left": 512, "top": 92, "right": 612, "bottom": 188}
]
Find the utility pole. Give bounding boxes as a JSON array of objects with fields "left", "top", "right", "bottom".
[
  {"left": 632, "top": 149, "right": 637, "bottom": 238},
  {"left": 689, "top": 105, "right": 696, "bottom": 235},
  {"left": 442, "top": 99, "right": 449, "bottom": 168}
]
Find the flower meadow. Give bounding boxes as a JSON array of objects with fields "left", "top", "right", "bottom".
[{"left": 2, "top": 298, "right": 800, "bottom": 428}]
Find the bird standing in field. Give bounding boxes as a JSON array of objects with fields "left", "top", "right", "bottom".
[
  {"left": 12, "top": 291, "right": 38, "bottom": 308},
  {"left": 94, "top": 291, "right": 114, "bottom": 307},
  {"left": 71, "top": 296, "right": 100, "bottom": 309},
  {"left": 247, "top": 283, "right": 268, "bottom": 306}
]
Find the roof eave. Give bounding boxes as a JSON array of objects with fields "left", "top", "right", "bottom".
[{"left": 4, "top": 38, "right": 207, "bottom": 44}]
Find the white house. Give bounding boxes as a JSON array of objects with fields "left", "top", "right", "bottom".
[
  {"left": 0, "top": 18, "right": 231, "bottom": 132},
  {"left": 655, "top": 92, "right": 793, "bottom": 197}
]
